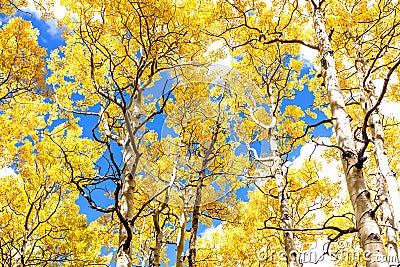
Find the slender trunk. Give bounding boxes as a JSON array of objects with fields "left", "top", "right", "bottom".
[
  {"left": 372, "top": 125, "right": 400, "bottom": 225},
  {"left": 279, "top": 179, "right": 300, "bottom": 267},
  {"left": 116, "top": 168, "right": 135, "bottom": 267},
  {"left": 354, "top": 38, "right": 400, "bottom": 226},
  {"left": 151, "top": 155, "right": 180, "bottom": 266},
  {"left": 188, "top": 175, "right": 203, "bottom": 267},
  {"left": 373, "top": 136, "right": 400, "bottom": 266},
  {"left": 354, "top": 40, "right": 400, "bottom": 265},
  {"left": 377, "top": 173, "right": 399, "bottom": 266},
  {"left": 248, "top": 86, "right": 300, "bottom": 265},
  {"left": 18, "top": 214, "right": 35, "bottom": 267},
  {"left": 116, "top": 89, "right": 143, "bottom": 267},
  {"left": 312, "top": 4, "right": 388, "bottom": 266},
  {"left": 187, "top": 99, "right": 223, "bottom": 267},
  {"left": 18, "top": 216, "right": 34, "bottom": 267},
  {"left": 139, "top": 217, "right": 150, "bottom": 266},
  {"left": 176, "top": 207, "right": 188, "bottom": 267},
  {"left": 152, "top": 210, "right": 163, "bottom": 267},
  {"left": 272, "top": 134, "right": 299, "bottom": 267}
]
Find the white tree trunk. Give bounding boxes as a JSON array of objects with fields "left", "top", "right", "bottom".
[
  {"left": 312, "top": 4, "right": 389, "bottom": 266},
  {"left": 249, "top": 102, "right": 299, "bottom": 266},
  {"left": 377, "top": 173, "right": 399, "bottom": 266},
  {"left": 354, "top": 39, "right": 400, "bottom": 227},
  {"left": 152, "top": 160, "right": 178, "bottom": 267},
  {"left": 176, "top": 208, "right": 188, "bottom": 267},
  {"left": 116, "top": 166, "right": 136, "bottom": 267},
  {"left": 116, "top": 90, "right": 143, "bottom": 267},
  {"left": 354, "top": 41, "right": 400, "bottom": 266},
  {"left": 272, "top": 135, "right": 300, "bottom": 267}
]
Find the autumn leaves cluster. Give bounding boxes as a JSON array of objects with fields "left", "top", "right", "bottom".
[{"left": 1, "top": 0, "right": 400, "bottom": 266}]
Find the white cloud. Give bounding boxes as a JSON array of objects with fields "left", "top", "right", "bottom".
[
  {"left": 199, "top": 139, "right": 348, "bottom": 266},
  {"left": 24, "top": 0, "right": 42, "bottom": 19},
  {"left": 374, "top": 78, "right": 384, "bottom": 95},
  {"left": 25, "top": 0, "right": 66, "bottom": 19},
  {"left": 207, "top": 40, "right": 232, "bottom": 68},
  {"left": 298, "top": 0, "right": 308, "bottom": 6},
  {"left": 289, "top": 137, "right": 329, "bottom": 169},
  {"left": 23, "top": 0, "right": 66, "bottom": 37},
  {"left": 292, "top": 137, "right": 345, "bottom": 184},
  {"left": 0, "top": 167, "right": 16, "bottom": 178},
  {"left": 45, "top": 19, "right": 60, "bottom": 36},
  {"left": 371, "top": 73, "right": 400, "bottom": 120},
  {"left": 287, "top": 137, "right": 345, "bottom": 208},
  {"left": 53, "top": 0, "right": 67, "bottom": 19},
  {"left": 287, "top": 139, "right": 348, "bottom": 266},
  {"left": 300, "top": 45, "right": 318, "bottom": 65},
  {"left": 299, "top": 21, "right": 319, "bottom": 66},
  {"left": 200, "top": 223, "right": 223, "bottom": 239},
  {"left": 374, "top": 71, "right": 398, "bottom": 94},
  {"left": 286, "top": 137, "right": 346, "bottom": 229},
  {"left": 92, "top": 12, "right": 103, "bottom": 23},
  {"left": 380, "top": 101, "right": 400, "bottom": 120}
]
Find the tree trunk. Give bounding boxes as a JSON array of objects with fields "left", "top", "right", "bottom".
[
  {"left": 354, "top": 37, "right": 400, "bottom": 227},
  {"left": 272, "top": 134, "right": 300, "bottom": 267},
  {"left": 152, "top": 210, "right": 163, "bottom": 267},
  {"left": 116, "top": 89, "right": 143, "bottom": 267},
  {"left": 311, "top": 4, "right": 389, "bottom": 266},
  {"left": 152, "top": 161, "right": 178, "bottom": 266},
  {"left": 248, "top": 83, "right": 300, "bottom": 266},
  {"left": 187, "top": 101, "right": 223, "bottom": 267},
  {"left": 354, "top": 40, "right": 400, "bottom": 266},
  {"left": 116, "top": 169, "right": 135, "bottom": 267},
  {"left": 176, "top": 208, "right": 188, "bottom": 267},
  {"left": 377, "top": 172, "right": 399, "bottom": 266},
  {"left": 188, "top": 176, "right": 203, "bottom": 267}
]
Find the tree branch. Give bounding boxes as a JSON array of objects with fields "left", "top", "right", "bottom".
[{"left": 358, "top": 57, "right": 400, "bottom": 167}]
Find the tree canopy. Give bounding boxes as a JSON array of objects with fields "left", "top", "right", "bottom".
[{"left": 1, "top": 0, "right": 400, "bottom": 266}]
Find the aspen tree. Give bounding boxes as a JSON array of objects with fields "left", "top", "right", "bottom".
[
  {"left": 309, "top": 0, "right": 389, "bottom": 265},
  {"left": 354, "top": 38, "right": 400, "bottom": 265},
  {"left": 47, "top": 1, "right": 216, "bottom": 265}
]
